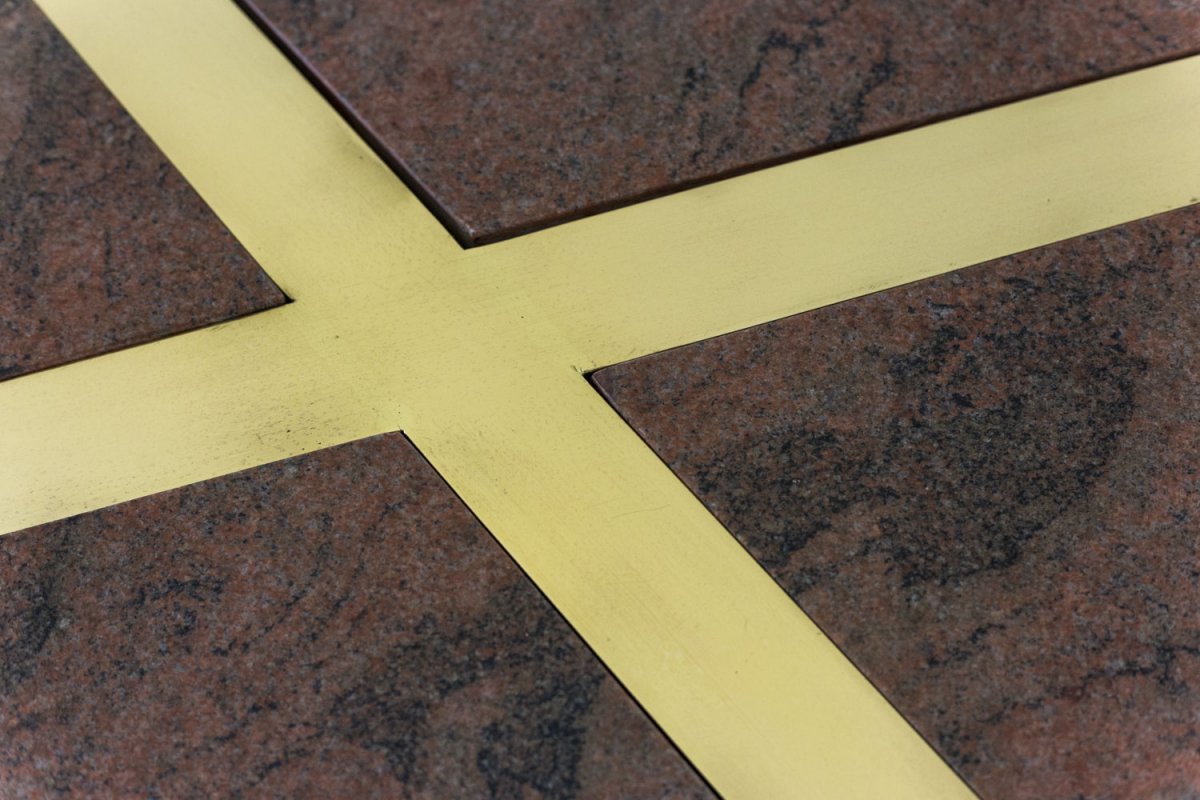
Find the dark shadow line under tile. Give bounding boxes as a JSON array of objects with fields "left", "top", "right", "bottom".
[
  {"left": 473, "top": 45, "right": 1200, "bottom": 249},
  {"left": 231, "top": 0, "right": 1200, "bottom": 250},
  {"left": 394, "top": 430, "right": 723, "bottom": 800},
  {"left": 582, "top": 369, "right": 984, "bottom": 800},
  {"left": 232, "top": 0, "right": 478, "bottom": 248},
  {"left": 0, "top": 296, "right": 294, "bottom": 386}
]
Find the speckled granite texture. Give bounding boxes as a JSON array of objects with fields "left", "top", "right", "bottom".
[
  {"left": 0, "top": 0, "right": 283, "bottom": 381},
  {"left": 0, "top": 434, "right": 713, "bottom": 799},
  {"left": 595, "top": 204, "right": 1200, "bottom": 799},
  {"left": 244, "top": 0, "right": 1200, "bottom": 242}
]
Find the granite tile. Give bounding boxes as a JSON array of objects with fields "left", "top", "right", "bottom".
[
  {"left": 1, "top": 0, "right": 284, "bottom": 381},
  {"left": 594, "top": 204, "right": 1200, "bottom": 799},
  {"left": 243, "top": 0, "right": 1200, "bottom": 242},
  {"left": 0, "top": 434, "right": 713, "bottom": 799}
]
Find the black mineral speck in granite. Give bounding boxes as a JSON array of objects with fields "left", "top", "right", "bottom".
[
  {"left": 595, "top": 204, "right": 1200, "bottom": 800},
  {"left": 0, "top": 433, "right": 714, "bottom": 799}
]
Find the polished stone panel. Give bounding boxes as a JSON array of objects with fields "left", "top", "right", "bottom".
[
  {"left": 0, "top": 434, "right": 713, "bottom": 798},
  {"left": 246, "top": 0, "right": 1200, "bottom": 241},
  {"left": 0, "top": 0, "right": 284, "bottom": 381},
  {"left": 595, "top": 204, "right": 1200, "bottom": 799}
]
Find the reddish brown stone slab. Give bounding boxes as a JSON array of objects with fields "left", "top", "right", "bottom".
[
  {"left": 594, "top": 204, "right": 1200, "bottom": 799},
  {"left": 0, "top": 0, "right": 284, "bottom": 381},
  {"left": 0, "top": 434, "right": 713, "bottom": 799},
  {"left": 243, "top": 0, "right": 1200, "bottom": 242}
]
